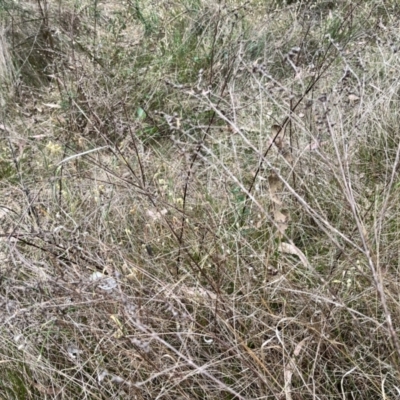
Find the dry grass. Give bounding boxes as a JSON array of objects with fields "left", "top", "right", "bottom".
[{"left": 1, "top": 0, "right": 400, "bottom": 398}]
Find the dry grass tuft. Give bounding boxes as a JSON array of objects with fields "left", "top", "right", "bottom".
[{"left": 1, "top": 0, "right": 400, "bottom": 398}]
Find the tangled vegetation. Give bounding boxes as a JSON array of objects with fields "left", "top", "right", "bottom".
[{"left": 1, "top": 0, "right": 400, "bottom": 398}]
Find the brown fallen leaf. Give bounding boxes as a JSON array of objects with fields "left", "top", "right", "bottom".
[{"left": 278, "top": 242, "right": 310, "bottom": 269}]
